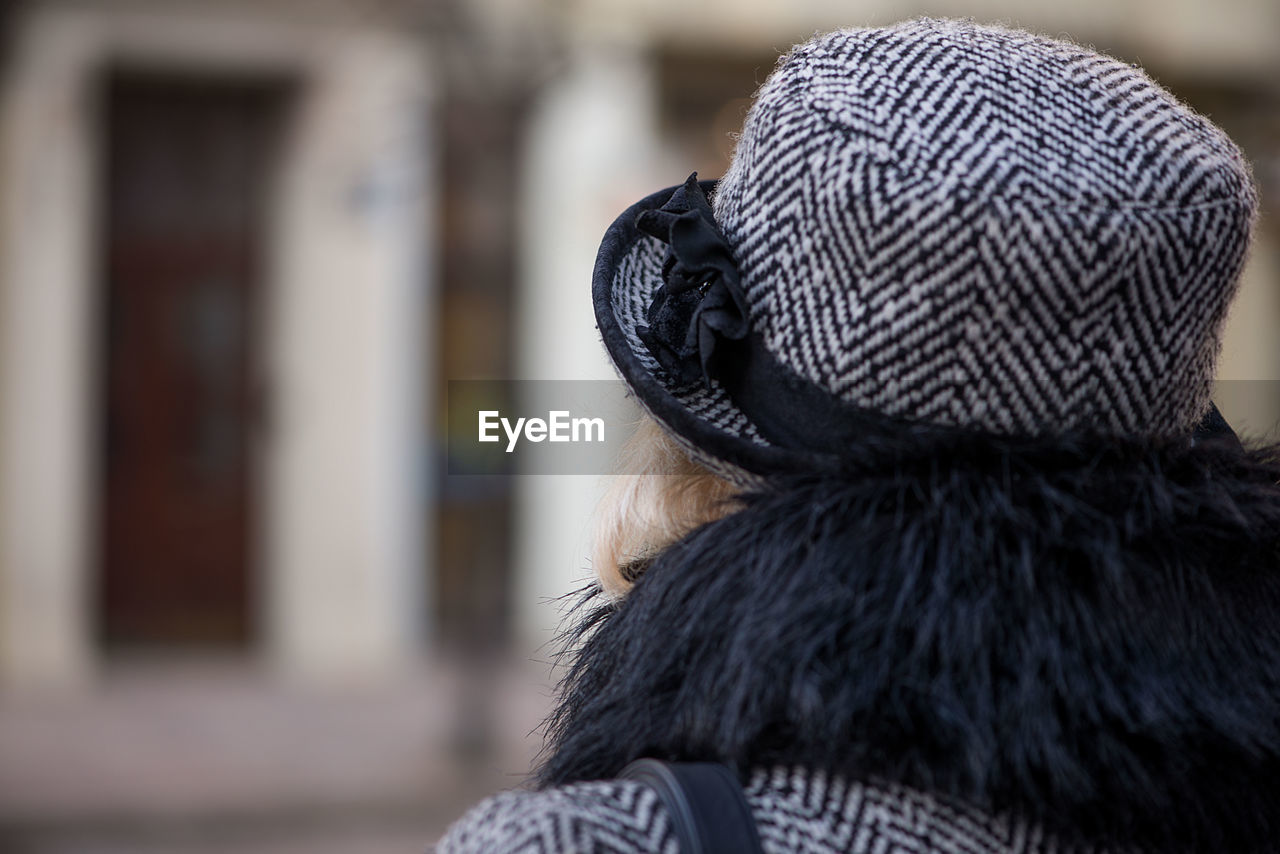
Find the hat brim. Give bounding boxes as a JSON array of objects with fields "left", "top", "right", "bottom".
[
  {"left": 595, "top": 183, "right": 1245, "bottom": 484},
  {"left": 594, "top": 182, "right": 822, "bottom": 482}
]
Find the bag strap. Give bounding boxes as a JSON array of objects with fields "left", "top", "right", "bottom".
[{"left": 620, "top": 759, "right": 765, "bottom": 854}]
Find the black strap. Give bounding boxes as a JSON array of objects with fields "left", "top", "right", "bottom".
[
  {"left": 1192, "top": 401, "right": 1242, "bottom": 448},
  {"left": 620, "top": 759, "right": 764, "bottom": 854}
]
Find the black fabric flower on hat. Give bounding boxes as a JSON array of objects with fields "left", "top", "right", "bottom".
[{"left": 635, "top": 173, "right": 749, "bottom": 389}]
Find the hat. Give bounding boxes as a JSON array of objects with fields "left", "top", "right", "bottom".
[{"left": 593, "top": 19, "right": 1258, "bottom": 481}]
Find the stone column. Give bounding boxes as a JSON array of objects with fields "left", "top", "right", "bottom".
[
  {"left": 512, "top": 41, "right": 658, "bottom": 652},
  {"left": 264, "top": 31, "right": 434, "bottom": 681}
]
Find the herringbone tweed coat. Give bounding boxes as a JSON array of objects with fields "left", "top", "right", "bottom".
[
  {"left": 436, "top": 422, "right": 1280, "bottom": 853},
  {"left": 438, "top": 769, "right": 1088, "bottom": 852}
]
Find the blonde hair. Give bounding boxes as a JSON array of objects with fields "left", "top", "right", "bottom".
[{"left": 590, "top": 417, "right": 741, "bottom": 596}]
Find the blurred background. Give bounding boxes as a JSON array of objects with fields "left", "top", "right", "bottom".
[{"left": 0, "top": 0, "right": 1276, "bottom": 851}]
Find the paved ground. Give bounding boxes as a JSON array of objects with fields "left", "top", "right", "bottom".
[{"left": 0, "top": 655, "right": 557, "bottom": 853}]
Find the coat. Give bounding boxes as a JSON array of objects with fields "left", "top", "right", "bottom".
[{"left": 438, "top": 424, "right": 1280, "bottom": 853}]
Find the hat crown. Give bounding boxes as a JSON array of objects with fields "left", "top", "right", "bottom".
[{"left": 713, "top": 18, "right": 1257, "bottom": 435}]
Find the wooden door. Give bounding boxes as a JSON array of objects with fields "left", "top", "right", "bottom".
[{"left": 98, "top": 73, "right": 287, "bottom": 649}]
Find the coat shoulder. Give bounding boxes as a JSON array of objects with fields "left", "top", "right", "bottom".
[
  {"left": 436, "top": 767, "right": 1092, "bottom": 854},
  {"left": 434, "top": 778, "right": 677, "bottom": 853},
  {"left": 744, "top": 769, "right": 1086, "bottom": 853}
]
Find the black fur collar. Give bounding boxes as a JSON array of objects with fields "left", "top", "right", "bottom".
[{"left": 537, "top": 428, "right": 1280, "bottom": 853}]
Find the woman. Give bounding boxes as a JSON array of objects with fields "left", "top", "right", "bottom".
[{"left": 439, "top": 18, "right": 1280, "bottom": 853}]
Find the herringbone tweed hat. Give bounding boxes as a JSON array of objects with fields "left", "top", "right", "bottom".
[{"left": 593, "top": 18, "right": 1258, "bottom": 480}]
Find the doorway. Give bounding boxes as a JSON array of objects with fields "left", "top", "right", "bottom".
[{"left": 97, "top": 72, "right": 288, "bottom": 650}]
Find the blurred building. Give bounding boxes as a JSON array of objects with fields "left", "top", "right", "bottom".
[
  {"left": 2, "top": 0, "right": 1278, "bottom": 686},
  {"left": 0, "top": 0, "right": 446, "bottom": 688}
]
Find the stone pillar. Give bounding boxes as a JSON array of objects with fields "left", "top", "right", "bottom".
[
  {"left": 512, "top": 42, "right": 658, "bottom": 652},
  {"left": 0, "top": 12, "right": 98, "bottom": 689},
  {"left": 264, "top": 32, "right": 434, "bottom": 681}
]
